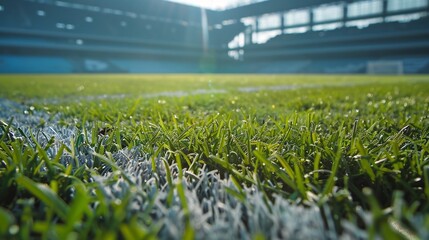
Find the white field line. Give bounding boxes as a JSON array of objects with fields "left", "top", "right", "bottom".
[{"left": 26, "top": 80, "right": 385, "bottom": 105}]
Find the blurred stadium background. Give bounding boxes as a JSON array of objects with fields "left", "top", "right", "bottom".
[{"left": 0, "top": 0, "right": 428, "bottom": 74}]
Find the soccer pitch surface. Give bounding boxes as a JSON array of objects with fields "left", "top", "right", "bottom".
[{"left": 0, "top": 74, "right": 429, "bottom": 239}]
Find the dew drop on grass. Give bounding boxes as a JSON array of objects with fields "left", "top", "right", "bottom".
[{"left": 9, "top": 225, "right": 19, "bottom": 235}]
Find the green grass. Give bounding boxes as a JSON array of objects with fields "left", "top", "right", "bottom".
[
  {"left": 0, "top": 74, "right": 429, "bottom": 239},
  {"left": 0, "top": 74, "right": 426, "bottom": 100}
]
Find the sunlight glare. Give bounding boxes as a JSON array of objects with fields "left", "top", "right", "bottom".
[{"left": 167, "top": 0, "right": 242, "bottom": 10}]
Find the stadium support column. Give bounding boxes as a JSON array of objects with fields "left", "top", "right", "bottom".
[
  {"left": 248, "top": 17, "right": 259, "bottom": 44},
  {"left": 245, "top": 26, "right": 253, "bottom": 45},
  {"left": 343, "top": 2, "right": 348, "bottom": 27},
  {"left": 280, "top": 13, "right": 285, "bottom": 34},
  {"left": 309, "top": 8, "right": 314, "bottom": 31},
  {"left": 201, "top": 8, "right": 209, "bottom": 53},
  {"left": 255, "top": 17, "right": 259, "bottom": 37},
  {"left": 382, "top": 0, "right": 388, "bottom": 22},
  {"left": 200, "top": 8, "right": 215, "bottom": 73}
]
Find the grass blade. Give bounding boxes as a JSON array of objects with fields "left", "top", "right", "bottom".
[{"left": 16, "top": 175, "right": 69, "bottom": 221}]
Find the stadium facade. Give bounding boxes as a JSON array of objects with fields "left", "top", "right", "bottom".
[{"left": 0, "top": 0, "right": 428, "bottom": 73}]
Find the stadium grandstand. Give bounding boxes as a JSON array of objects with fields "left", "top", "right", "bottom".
[{"left": 0, "top": 0, "right": 428, "bottom": 73}]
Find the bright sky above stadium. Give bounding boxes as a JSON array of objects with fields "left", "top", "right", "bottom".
[{"left": 167, "top": 0, "right": 266, "bottom": 10}]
